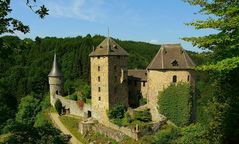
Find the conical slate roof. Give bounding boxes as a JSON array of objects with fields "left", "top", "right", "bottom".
[
  {"left": 147, "top": 44, "right": 195, "bottom": 70},
  {"left": 48, "top": 54, "right": 63, "bottom": 77},
  {"left": 89, "top": 37, "right": 129, "bottom": 56}
]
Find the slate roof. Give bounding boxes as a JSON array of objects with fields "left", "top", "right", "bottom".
[
  {"left": 89, "top": 37, "right": 129, "bottom": 56},
  {"left": 147, "top": 44, "right": 195, "bottom": 70},
  {"left": 48, "top": 54, "right": 63, "bottom": 77},
  {"left": 128, "top": 70, "right": 147, "bottom": 82}
]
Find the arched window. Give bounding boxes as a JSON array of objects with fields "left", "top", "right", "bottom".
[{"left": 173, "top": 75, "right": 177, "bottom": 83}]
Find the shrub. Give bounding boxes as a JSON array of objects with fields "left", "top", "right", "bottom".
[
  {"left": 158, "top": 82, "right": 192, "bottom": 126},
  {"left": 139, "top": 98, "right": 147, "bottom": 106},
  {"left": 134, "top": 109, "right": 152, "bottom": 122},
  {"left": 54, "top": 99, "right": 62, "bottom": 115},
  {"left": 153, "top": 125, "right": 181, "bottom": 144},
  {"left": 69, "top": 95, "right": 77, "bottom": 101},
  {"left": 108, "top": 104, "right": 125, "bottom": 119},
  {"left": 15, "top": 95, "right": 40, "bottom": 126}
]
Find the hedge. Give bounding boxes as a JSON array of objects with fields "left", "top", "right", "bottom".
[{"left": 158, "top": 82, "right": 192, "bottom": 126}]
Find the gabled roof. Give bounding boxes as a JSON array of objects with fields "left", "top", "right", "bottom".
[
  {"left": 147, "top": 44, "right": 195, "bottom": 70},
  {"left": 128, "top": 70, "right": 147, "bottom": 81},
  {"left": 89, "top": 37, "right": 129, "bottom": 56},
  {"left": 48, "top": 54, "right": 63, "bottom": 77}
]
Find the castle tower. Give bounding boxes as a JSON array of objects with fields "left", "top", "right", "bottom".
[
  {"left": 89, "top": 37, "right": 129, "bottom": 123},
  {"left": 147, "top": 44, "right": 195, "bottom": 121},
  {"left": 48, "top": 54, "right": 64, "bottom": 106}
]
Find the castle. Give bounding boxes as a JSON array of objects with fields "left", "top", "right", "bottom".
[{"left": 48, "top": 37, "right": 195, "bottom": 126}]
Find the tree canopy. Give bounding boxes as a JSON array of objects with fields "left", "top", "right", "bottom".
[
  {"left": 183, "top": 0, "right": 239, "bottom": 143},
  {"left": 0, "top": 0, "right": 48, "bottom": 34}
]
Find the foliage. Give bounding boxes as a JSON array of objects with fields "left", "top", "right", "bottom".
[
  {"left": 69, "top": 95, "right": 77, "bottom": 101},
  {"left": 158, "top": 82, "right": 192, "bottom": 126},
  {"left": 15, "top": 95, "right": 40, "bottom": 126},
  {"left": 0, "top": 102, "right": 14, "bottom": 128},
  {"left": 183, "top": 0, "right": 239, "bottom": 61},
  {"left": 0, "top": 0, "right": 48, "bottom": 34},
  {"left": 139, "top": 97, "right": 147, "bottom": 106},
  {"left": 34, "top": 95, "right": 51, "bottom": 127},
  {"left": 184, "top": 0, "right": 239, "bottom": 143},
  {"left": 153, "top": 125, "right": 181, "bottom": 144},
  {"left": 54, "top": 99, "right": 62, "bottom": 115},
  {"left": 108, "top": 104, "right": 126, "bottom": 119},
  {"left": 133, "top": 109, "right": 152, "bottom": 122},
  {"left": 197, "top": 57, "right": 239, "bottom": 73},
  {"left": 177, "top": 124, "right": 209, "bottom": 144},
  {"left": 4, "top": 123, "right": 70, "bottom": 144}
]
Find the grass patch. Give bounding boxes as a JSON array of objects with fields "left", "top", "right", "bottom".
[
  {"left": 59, "top": 115, "right": 119, "bottom": 144},
  {"left": 59, "top": 115, "right": 88, "bottom": 143}
]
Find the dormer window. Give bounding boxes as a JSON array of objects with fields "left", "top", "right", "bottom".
[
  {"left": 113, "top": 45, "right": 117, "bottom": 49},
  {"left": 171, "top": 60, "right": 178, "bottom": 67},
  {"left": 100, "top": 45, "right": 103, "bottom": 48}
]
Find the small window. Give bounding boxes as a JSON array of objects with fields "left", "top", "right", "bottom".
[
  {"left": 97, "top": 56, "right": 100, "bottom": 59},
  {"left": 98, "top": 76, "right": 100, "bottom": 82},
  {"left": 98, "top": 97, "right": 101, "bottom": 101},
  {"left": 115, "top": 76, "right": 117, "bottom": 82},
  {"left": 135, "top": 81, "right": 137, "bottom": 86},
  {"left": 187, "top": 75, "right": 190, "bottom": 82},
  {"left": 143, "top": 82, "right": 146, "bottom": 87},
  {"left": 98, "top": 66, "right": 100, "bottom": 71},
  {"left": 98, "top": 87, "right": 101, "bottom": 92},
  {"left": 114, "top": 65, "right": 117, "bottom": 71},
  {"left": 117, "top": 56, "right": 120, "bottom": 59},
  {"left": 173, "top": 75, "right": 177, "bottom": 83}
]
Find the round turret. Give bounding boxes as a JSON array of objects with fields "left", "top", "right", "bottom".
[{"left": 48, "top": 54, "right": 64, "bottom": 106}]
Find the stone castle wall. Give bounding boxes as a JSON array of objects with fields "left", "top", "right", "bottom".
[{"left": 55, "top": 95, "right": 91, "bottom": 118}]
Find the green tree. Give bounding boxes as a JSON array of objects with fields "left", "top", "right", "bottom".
[
  {"left": 0, "top": 0, "right": 48, "bottom": 34},
  {"left": 4, "top": 123, "right": 70, "bottom": 144},
  {"left": 15, "top": 95, "right": 40, "bottom": 126},
  {"left": 55, "top": 99, "right": 62, "bottom": 115},
  {"left": 184, "top": 0, "right": 239, "bottom": 143}
]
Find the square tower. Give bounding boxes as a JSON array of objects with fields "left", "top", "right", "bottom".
[{"left": 89, "top": 37, "right": 129, "bottom": 123}]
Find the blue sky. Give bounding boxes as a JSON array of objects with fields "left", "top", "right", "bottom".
[{"left": 10, "top": 0, "right": 216, "bottom": 52}]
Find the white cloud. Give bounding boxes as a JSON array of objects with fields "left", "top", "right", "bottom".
[
  {"left": 46, "top": 0, "right": 105, "bottom": 21},
  {"left": 149, "top": 39, "right": 161, "bottom": 44}
]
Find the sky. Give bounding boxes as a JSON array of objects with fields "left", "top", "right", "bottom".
[{"left": 9, "top": 0, "right": 216, "bottom": 52}]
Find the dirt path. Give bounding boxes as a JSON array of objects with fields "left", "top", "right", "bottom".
[{"left": 49, "top": 113, "right": 82, "bottom": 144}]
